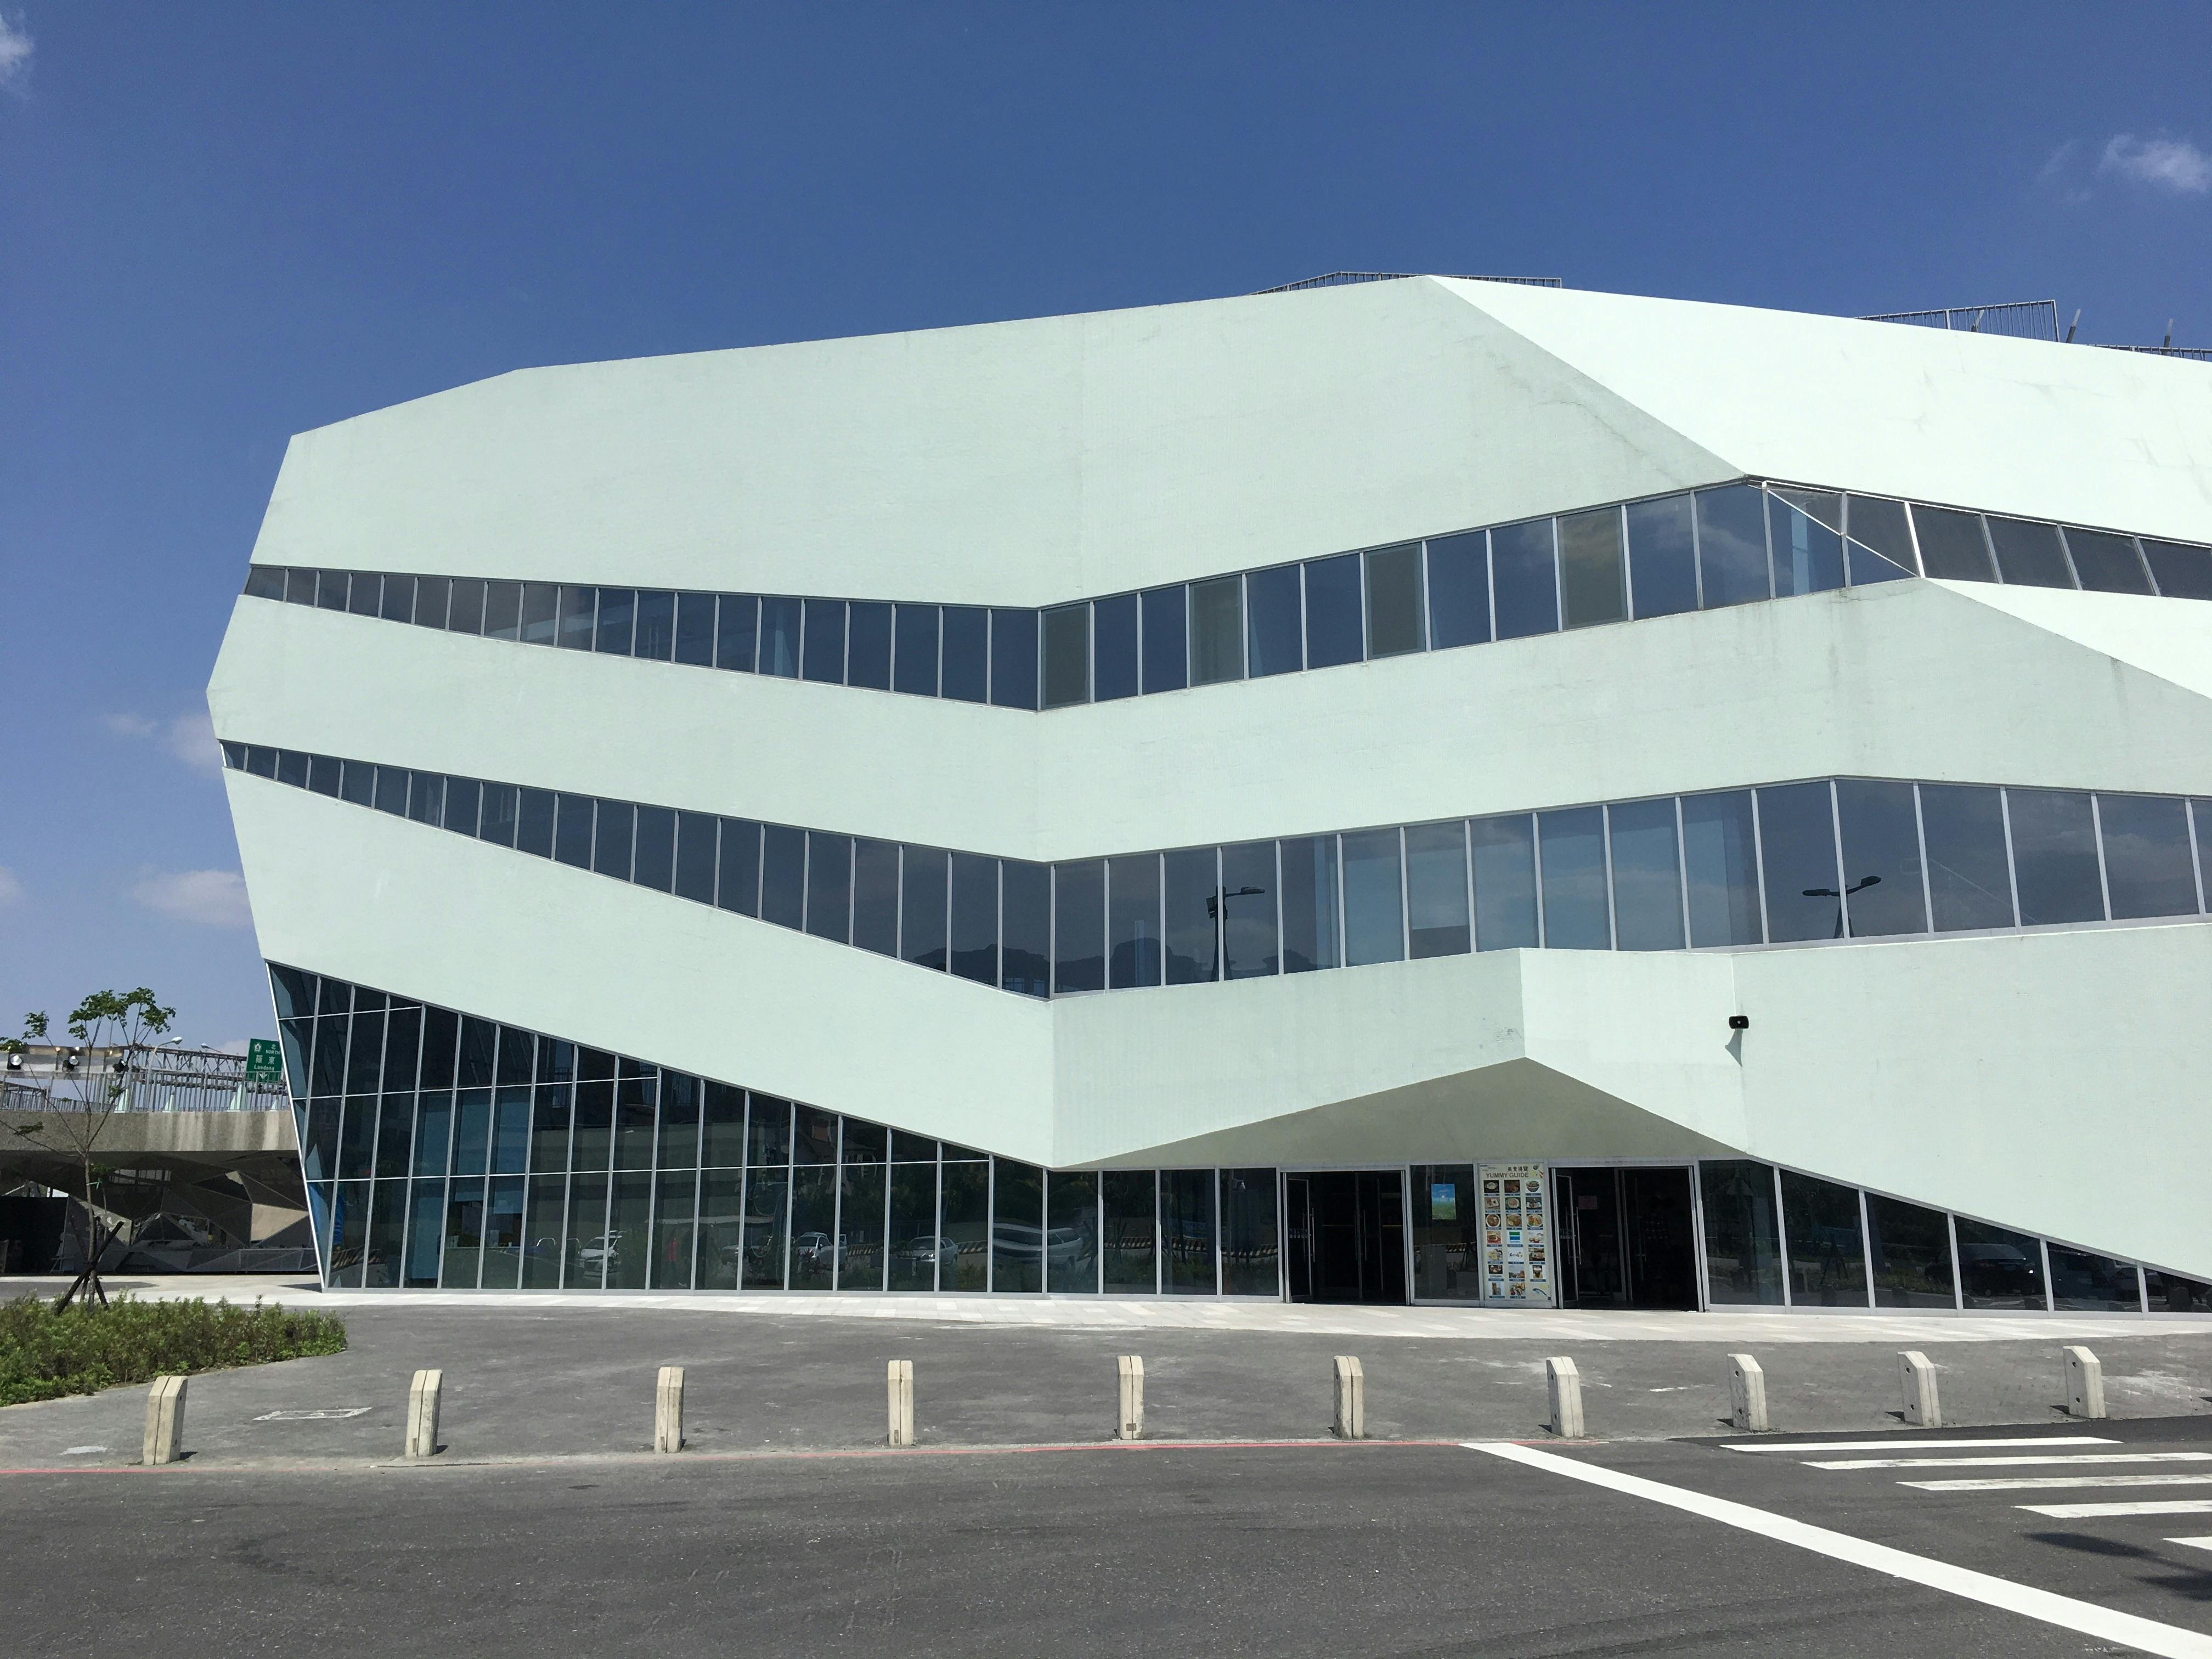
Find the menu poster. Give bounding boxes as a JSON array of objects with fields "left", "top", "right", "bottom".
[{"left": 1477, "top": 1161, "right": 1554, "bottom": 1307}]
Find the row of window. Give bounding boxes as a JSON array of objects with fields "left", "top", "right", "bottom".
[
  {"left": 285, "top": 971, "right": 2212, "bottom": 1311},
  {"left": 239, "top": 481, "right": 2212, "bottom": 711},
  {"left": 233, "top": 742, "right": 2212, "bottom": 1000},
  {"left": 284, "top": 971, "right": 1278, "bottom": 1295},
  {"left": 1686, "top": 1159, "right": 2210, "bottom": 1315}
]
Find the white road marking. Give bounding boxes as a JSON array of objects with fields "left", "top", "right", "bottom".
[
  {"left": 1725, "top": 1437, "right": 2117, "bottom": 1454},
  {"left": 2020, "top": 1500, "right": 2212, "bottom": 1519},
  {"left": 2166, "top": 1537, "right": 2212, "bottom": 1555},
  {"left": 1465, "top": 1441, "right": 2212, "bottom": 1659},
  {"left": 1810, "top": 1452, "right": 2212, "bottom": 1471},
  {"left": 1904, "top": 1474, "right": 2212, "bottom": 1492}
]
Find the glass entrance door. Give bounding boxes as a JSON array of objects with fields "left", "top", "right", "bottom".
[
  {"left": 1284, "top": 1171, "right": 1406, "bottom": 1304},
  {"left": 1554, "top": 1166, "right": 1699, "bottom": 1310}
]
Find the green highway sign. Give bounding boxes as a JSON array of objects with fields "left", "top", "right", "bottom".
[{"left": 246, "top": 1039, "right": 284, "bottom": 1083}]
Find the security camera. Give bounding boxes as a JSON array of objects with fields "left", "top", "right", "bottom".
[{"left": 1727, "top": 1014, "right": 1750, "bottom": 1031}]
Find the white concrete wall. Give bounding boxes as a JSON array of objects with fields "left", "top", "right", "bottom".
[{"left": 213, "top": 279, "right": 2212, "bottom": 1284}]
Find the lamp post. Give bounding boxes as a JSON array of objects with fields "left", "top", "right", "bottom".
[{"left": 1802, "top": 874, "right": 1881, "bottom": 939}]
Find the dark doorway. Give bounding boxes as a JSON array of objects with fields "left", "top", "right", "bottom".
[
  {"left": 1284, "top": 1171, "right": 1406, "bottom": 1304},
  {"left": 1553, "top": 1166, "right": 1699, "bottom": 1310}
]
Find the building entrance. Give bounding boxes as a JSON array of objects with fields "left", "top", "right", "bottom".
[
  {"left": 1553, "top": 1166, "right": 1699, "bottom": 1310},
  {"left": 1285, "top": 1171, "right": 1406, "bottom": 1304}
]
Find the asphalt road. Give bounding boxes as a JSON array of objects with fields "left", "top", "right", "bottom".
[{"left": 11, "top": 1437, "right": 2184, "bottom": 1658}]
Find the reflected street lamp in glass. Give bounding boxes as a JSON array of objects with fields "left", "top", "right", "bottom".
[
  {"left": 1205, "top": 887, "right": 1266, "bottom": 979},
  {"left": 1802, "top": 874, "right": 1881, "bottom": 938}
]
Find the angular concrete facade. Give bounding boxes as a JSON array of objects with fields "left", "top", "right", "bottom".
[{"left": 210, "top": 278, "right": 2212, "bottom": 1308}]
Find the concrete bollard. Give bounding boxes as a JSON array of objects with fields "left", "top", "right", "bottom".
[
  {"left": 2063, "top": 1346, "right": 2107, "bottom": 1420},
  {"left": 1727, "top": 1354, "right": 1769, "bottom": 1434},
  {"left": 1547, "top": 1357, "right": 1584, "bottom": 1438},
  {"left": 405, "top": 1368, "right": 443, "bottom": 1460},
  {"left": 1333, "top": 1356, "right": 1365, "bottom": 1441},
  {"left": 1117, "top": 1356, "right": 1144, "bottom": 1441},
  {"left": 887, "top": 1358, "right": 914, "bottom": 1448},
  {"left": 1898, "top": 1351, "right": 1941, "bottom": 1429},
  {"left": 141, "top": 1374, "right": 187, "bottom": 1466},
  {"left": 654, "top": 1365, "right": 685, "bottom": 1453}
]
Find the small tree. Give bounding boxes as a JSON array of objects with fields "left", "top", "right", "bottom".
[{"left": 13, "top": 989, "right": 176, "bottom": 1310}]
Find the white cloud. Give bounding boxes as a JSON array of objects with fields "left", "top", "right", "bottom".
[
  {"left": 0, "top": 866, "right": 21, "bottom": 906},
  {"left": 106, "top": 709, "right": 225, "bottom": 775},
  {"left": 131, "top": 868, "right": 253, "bottom": 929},
  {"left": 0, "top": 13, "right": 30, "bottom": 94},
  {"left": 2099, "top": 134, "right": 2212, "bottom": 195},
  {"left": 214, "top": 1039, "right": 250, "bottom": 1057}
]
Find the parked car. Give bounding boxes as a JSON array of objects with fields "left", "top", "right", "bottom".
[
  {"left": 899, "top": 1234, "right": 961, "bottom": 1269},
  {"left": 577, "top": 1232, "right": 622, "bottom": 1273},
  {"left": 1957, "top": 1240, "right": 2040, "bottom": 1302},
  {"left": 794, "top": 1231, "right": 848, "bottom": 1271}
]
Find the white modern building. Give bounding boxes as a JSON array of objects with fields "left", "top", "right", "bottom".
[{"left": 208, "top": 275, "right": 2212, "bottom": 1313}]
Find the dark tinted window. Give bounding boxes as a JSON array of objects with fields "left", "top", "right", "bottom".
[
  {"left": 1190, "top": 575, "right": 1244, "bottom": 685},
  {"left": 556, "top": 586, "right": 595, "bottom": 650},
  {"left": 1986, "top": 517, "right": 2073, "bottom": 588},
  {"left": 674, "top": 811, "right": 716, "bottom": 904},
  {"left": 2144, "top": 539, "right": 2212, "bottom": 600},
  {"left": 1695, "top": 486, "right": 1769, "bottom": 608},
  {"left": 2097, "top": 793, "right": 2197, "bottom": 919},
  {"left": 633, "top": 806, "right": 675, "bottom": 892},
  {"left": 1000, "top": 859, "right": 1052, "bottom": 996},
  {"left": 716, "top": 819, "right": 760, "bottom": 915},
  {"left": 1163, "top": 848, "right": 1218, "bottom": 985},
  {"left": 347, "top": 572, "right": 382, "bottom": 617},
  {"left": 553, "top": 794, "right": 592, "bottom": 868},
  {"left": 1053, "top": 860, "right": 1105, "bottom": 992},
  {"left": 594, "top": 588, "right": 634, "bottom": 653},
  {"left": 1756, "top": 782, "right": 1842, "bottom": 943},
  {"left": 447, "top": 577, "right": 487, "bottom": 635},
  {"left": 1918, "top": 783, "right": 2012, "bottom": 930},
  {"left": 1279, "top": 835, "right": 1339, "bottom": 973},
  {"left": 515, "top": 788, "right": 554, "bottom": 856},
  {"left": 520, "top": 582, "right": 559, "bottom": 644},
  {"left": 847, "top": 601, "right": 892, "bottom": 690},
  {"left": 316, "top": 570, "right": 349, "bottom": 612},
  {"left": 941, "top": 606, "right": 988, "bottom": 702},
  {"left": 1092, "top": 593, "right": 1138, "bottom": 701},
  {"left": 760, "top": 596, "right": 801, "bottom": 677},
  {"left": 1767, "top": 491, "right": 1845, "bottom": 597},
  {"left": 1681, "top": 790, "right": 1760, "bottom": 945},
  {"left": 1912, "top": 506, "right": 1995, "bottom": 582},
  {"left": 1559, "top": 507, "right": 1629, "bottom": 623},
  {"left": 482, "top": 580, "right": 521, "bottom": 640},
  {"left": 1537, "top": 806, "right": 1608, "bottom": 950},
  {"left": 1605, "top": 797, "right": 1681, "bottom": 952},
  {"left": 716, "top": 595, "right": 758, "bottom": 671},
  {"left": 380, "top": 573, "right": 416, "bottom": 622},
  {"left": 634, "top": 591, "right": 675, "bottom": 659},
  {"left": 1302, "top": 553, "right": 1363, "bottom": 669},
  {"left": 853, "top": 838, "right": 900, "bottom": 955},
  {"left": 1626, "top": 496, "right": 1697, "bottom": 617},
  {"left": 989, "top": 608, "right": 1039, "bottom": 709},
  {"left": 2062, "top": 530, "right": 2151, "bottom": 595},
  {"left": 1220, "top": 840, "right": 1278, "bottom": 977},
  {"left": 1140, "top": 586, "right": 1188, "bottom": 693},
  {"left": 800, "top": 599, "right": 845, "bottom": 684},
  {"left": 1835, "top": 779, "right": 1927, "bottom": 936},
  {"left": 1843, "top": 494, "right": 1916, "bottom": 584},
  {"left": 950, "top": 854, "right": 998, "bottom": 985},
  {"left": 1245, "top": 565, "right": 1302, "bottom": 678},
  {"left": 1364, "top": 543, "right": 1425, "bottom": 657},
  {"left": 1491, "top": 518, "right": 1559, "bottom": 639},
  {"left": 805, "top": 832, "right": 852, "bottom": 943},
  {"left": 592, "top": 800, "right": 633, "bottom": 879},
  {"left": 1108, "top": 854, "right": 1162, "bottom": 988},
  {"left": 901, "top": 847, "right": 949, "bottom": 970},
  {"left": 2007, "top": 788, "right": 2103, "bottom": 924},
  {"left": 478, "top": 783, "right": 517, "bottom": 847},
  {"left": 760, "top": 824, "right": 806, "bottom": 928},
  {"left": 1042, "top": 604, "right": 1089, "bottom": 707},
  {"left": 415, "top": 575, "right": 451, "bottom": 629},
  {"left": 244, "top": 565, "right": 286, "bottom": 601},
  {"left": 1426, "top": 530, "right": 1492, "bottom": 647}
]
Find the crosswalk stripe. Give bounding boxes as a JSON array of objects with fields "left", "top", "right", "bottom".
[
  {"left": 1465, "top": 1442, "right": 2212, "bottom": 1658},
  {"left": 1809, "top": 1452, "right": 2212, "bottom": 1471},
  {"left": 2020, "top": 1500, "right": 2212, "bottom": 1519},
  {"left": 1902, "top": 1474, "right": 2212, "bottom": 1492},
  {"left": 1724, "top": 1437, "right": 2117, "bottom": 1454}
]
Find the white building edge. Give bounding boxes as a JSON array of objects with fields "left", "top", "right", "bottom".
[{"left": 210, "top": 275, "right": 2212, "bottom": 1312}]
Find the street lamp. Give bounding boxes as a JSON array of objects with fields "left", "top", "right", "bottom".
[{"left": 1802, "top": 874, "right": 1881, "bottom": 939}]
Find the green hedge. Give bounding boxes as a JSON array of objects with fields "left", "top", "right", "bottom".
[{"left": 0, "top": 1295, "right": 348, "bottom": 1406}]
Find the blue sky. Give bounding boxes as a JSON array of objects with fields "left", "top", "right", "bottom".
[{"left": 2, "top": 3, "right": 2207, "bottom": 1049}]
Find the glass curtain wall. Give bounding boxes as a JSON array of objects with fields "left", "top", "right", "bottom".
[{"left": 240, "top": 745, "right": 2212, "bottom": 1011}]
